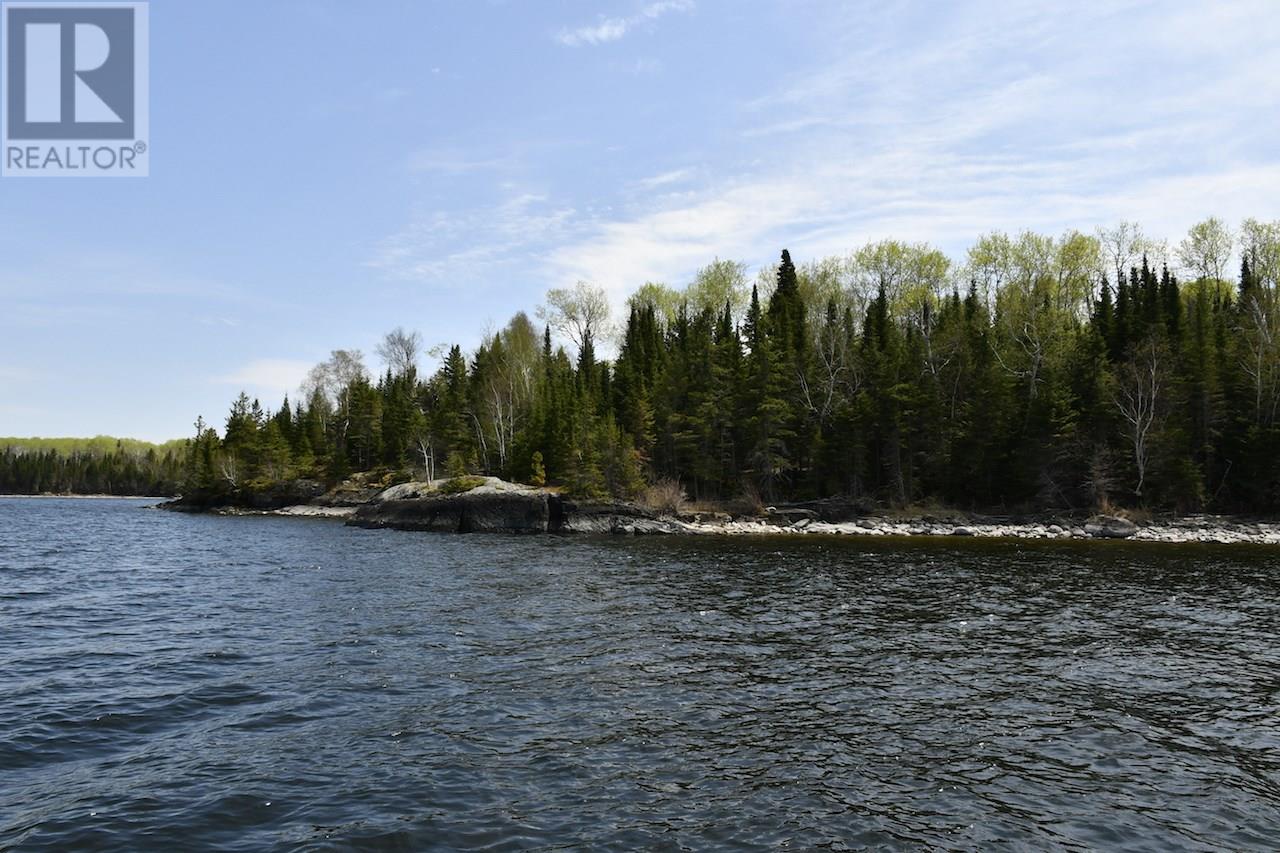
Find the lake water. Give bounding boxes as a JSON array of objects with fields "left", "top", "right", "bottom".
[{"left": 2, "top": 497, "right": 1279, "bottom": 850}]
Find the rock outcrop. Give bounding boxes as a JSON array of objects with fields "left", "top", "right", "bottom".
[
  {"left": 163, "top": 479, "right": 326, "bottom": 513},
  {"left": 347, "top": 477, "right": 687, "bottom": 535},
  {"left": 555, "top": 499, "right": 685, "bottom": 535},
  {"left": 764, "top": 507, "right": 818, "bottom": 526},
  {"left": 350, "top": 478, "right": 552, "bottom": 533},
  {"left": 1084, "top": 515, "right": 1139, "bottom": 539}
]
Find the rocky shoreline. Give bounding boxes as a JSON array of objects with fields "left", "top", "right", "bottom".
[
  {"left": 159, "top": 477, "right": 1280, "bottom": 546},
  {"left": 678, "top": 515, "right": 1280, "bottom": 545}
]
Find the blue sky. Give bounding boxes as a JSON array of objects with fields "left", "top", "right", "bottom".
[{"left": 2, "top": 0, "right": 1278, "bottom": 442}]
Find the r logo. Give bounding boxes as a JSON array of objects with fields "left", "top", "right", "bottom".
[
  {"left": 5, "top": 5, "right": 135, "bottom": 139},
  {"left": 2, "top": 1, "right": 147, "bottom": 175}
]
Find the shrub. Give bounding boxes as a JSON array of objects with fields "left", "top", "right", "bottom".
[
  {"left": 642, "top": 477, "right": 687, "bottom": 515},
  {"left": 529, "top": 451, "right": 546, "bottom": 487},
  {"left": 439, "top": 475, "right": 486, "bottom": 495},
  {"left": 725, "top": 478, "right": 766, "bottom": 517}
]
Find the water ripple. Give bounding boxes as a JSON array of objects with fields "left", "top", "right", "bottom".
[{"left": 2, "top": 498, "right": 1279, "bottom": 850}]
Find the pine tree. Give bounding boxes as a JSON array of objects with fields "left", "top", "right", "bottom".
[
  {"left": 175, "top": 225, "right": 1280, "bottom": 516},
  {"left": 741, "top": 284, "right": 793, "bottom": 500}
]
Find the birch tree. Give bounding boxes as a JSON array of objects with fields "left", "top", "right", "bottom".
[
  {"left": 376, "top": 327, "right": 422, "bottom": 378},
  {"left": 540, "top": 281, "right": 612, "bottom": 352},
  {"left": 1177, "top": 217, "right": 1233, "bottom": 282},
  {"left": 1113, "top": 338, "right": 1166, "bottom": 500}
]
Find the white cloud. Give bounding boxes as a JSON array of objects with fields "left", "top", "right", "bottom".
[
  {"left": 545, "top": 0, "right": 1280, "bottom": 298},
  {"left": 215, "top": 359, "right": 315, "bottom": 399},
  {"left": 374, "top": 0, "right": 1280, "bottom": 317},
  {"left": 556, "top": 0, "right": 693, "bottom": 47},
  {"left": 634, "top": 168, "right": 694, "bottom": 189}
]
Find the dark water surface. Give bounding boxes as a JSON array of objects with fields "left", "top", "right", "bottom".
[{"left": 2, "top": 497, "right": 1279, "bottom": 851}]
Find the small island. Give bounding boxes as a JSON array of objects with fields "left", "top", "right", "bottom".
[{"left": 138, "top": 219, "right": 1280, "bottom": 546}]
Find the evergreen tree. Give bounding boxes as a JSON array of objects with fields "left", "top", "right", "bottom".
[{"left": 172, "top": 220, "right": 1280, "bottom": 516}]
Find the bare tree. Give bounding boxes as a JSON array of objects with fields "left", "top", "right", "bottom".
[
  {"left": 799, "top": 302, "right": 859, "bottom": 422},
  {"left": 753, "top": 262, "right": 779, "bottom": 305},
  {"left": 1239, "top": 290, "right": 1280, "bottom": 428},
  {"left": 1140, "top": 237, "right": 1173, "bottom": 272},
  {"left": 1098, "top": 221, "right": 1144, "bottom": 291},
  {"left": 988, "top": 231, "right": 1072, "bottom": 401},
  {"left": 539, "top": 281, "right": 612, "bottom": 352},
  {"left": 1241, "top": 218, "right": 1280, "bottom": 288},
  {"left": 329, "top": 350, "right": 367, "bottom": 386},
  {"left": 965, "top": 231, "right": 1014, "bottom": 312},
  {"left": 302, "top": 349, "right": 368, "bottom": 403},
  {"left": 1112, "top": 338, "right": 1166, "bottom": 501},
  {"left": 474, "top": 312, "right": 541, "bottom": 471},
  {"left": 1098, "top": 220, "right": 1177, "bottom": 286},
  {"left": 376, "top": 327, "right": 422, "bottom": 377},
  {"left": 299, "top": 349, "right": 368, "bottom": 446},
  {"left": 1177, "top": 217, "right": 1233, "bottom": 282},
  {"left": 301, "top": 364, "right": 331, "bottom": 404},
  {"left": 416, "top": 439, "right": 435, "bottom": 482},
  {"left": 219, "top": 454, "right": 239, "bottom": 488}
]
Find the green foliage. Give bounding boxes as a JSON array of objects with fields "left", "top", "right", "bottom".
[
  {"left": 0, "top": 435, "right": 185, "bottom": 456},
  {"left": 438, "top": 475, "right": 487, "bottom": 494},
  {"left": 0, "top": 435, "right": 185, "bottom": 495},
  {"left": 176, "top": 220, "right": 1280, "bottom": 515}
]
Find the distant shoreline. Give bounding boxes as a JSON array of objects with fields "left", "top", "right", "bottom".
[{"left": 0, "top": 493, "right": 170, "bottom": 500}]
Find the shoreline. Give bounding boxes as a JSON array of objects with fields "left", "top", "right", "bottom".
[
  {"left": 0, "top": 493, "right": 171, "bottom": 500},
  {"left": 162, "top": 478, "right": 1280, "bottom": 546},
  {"left": 199, "top": 505, "right": 1280, "bottom": 546},
  {"left": 673, "top": 515, "right": 1280, "bottom": 546}
]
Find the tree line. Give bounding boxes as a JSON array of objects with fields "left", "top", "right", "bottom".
[
  {"left": 184, "top": 216, "right": 1280, "bottom": 515},
  {"left": 0, "top": 438, "right": 185, "bottom": 495}
]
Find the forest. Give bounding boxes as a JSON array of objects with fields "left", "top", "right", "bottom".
[
  {"left": 0, "top": 437, "right": 185, "bottom": 496},
  {"left": 179, "top": 216, "right": 1280, "bottom": 515}
]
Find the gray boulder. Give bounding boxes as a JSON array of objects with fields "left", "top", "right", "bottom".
[
  {"left": 350, "top": 487, "right": 551, "bottom": 533},
  {"left": 556, "top": 500, "right": 685, "bottom": 535},
  {"left": 1084, "top": 515, "right": 1139, "bottom": 539},
  {"left": 765, "top": 508, "right": 818, "bottom": 526}
]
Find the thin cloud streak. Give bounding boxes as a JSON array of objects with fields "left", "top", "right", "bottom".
[
  {"left": 634, "top": 168, "right": 694, "bottom": 189},
  {"left": 371, "top": 1, "right": 1280, "bottom": 316},
  {"left": 368, "top": 193, "right": 577, "bottom": 284},
  {"left": 556, "top": 0, "right": 693, "bottom": 47},
  {"left": 544, "top": 1, "right": 1280, "bottom": 300}
]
